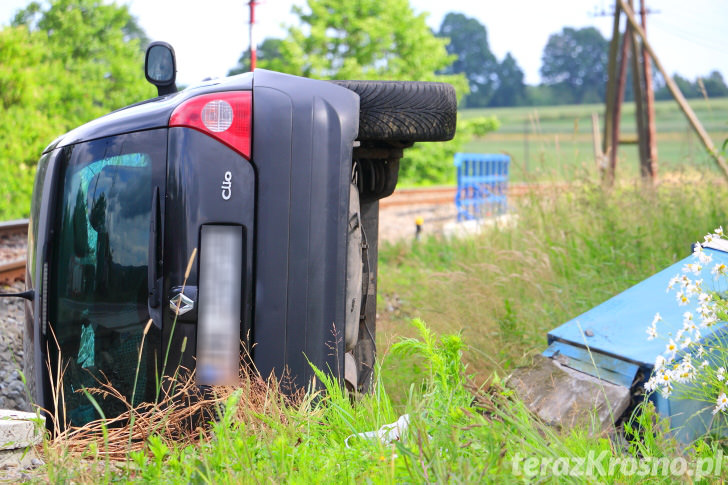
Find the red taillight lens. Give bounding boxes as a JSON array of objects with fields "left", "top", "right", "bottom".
[{"left": 170, "top": 91, "right": 252, "bottom": 159}]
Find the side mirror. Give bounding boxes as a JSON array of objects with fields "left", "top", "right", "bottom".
[{"left": 145, "top": 41, "right": 178, "bottom": 96}]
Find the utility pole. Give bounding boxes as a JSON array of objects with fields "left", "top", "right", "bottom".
[
  {"left": 629, "top": 0, "right": 649, "bottom": 179},
  {"left": 641, "top": 0, "right": 658, "bottom": 179},
  {"left": 618, "top": 0, "right": 728, "bottom": 179},
  {"left": 602, "top": 2, "right": 621, "bottom": 170},
  {"left": 598, "top": 1, "right": 660, "bottom": 185},
  {"left": 249, "top": 0, "right": 258, "bottom": 70},
  {"left": 609, "top": 16, "right": 630, "bottom": 186}
]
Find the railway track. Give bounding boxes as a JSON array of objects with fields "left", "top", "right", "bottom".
[
  {"left": 0, "top": 219, "right": 29, "bottom": 286},
  {"left": 379, "top": 182, "right": 565, "bottom": 209}
]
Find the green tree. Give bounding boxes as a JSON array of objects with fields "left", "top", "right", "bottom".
[
  {"left": 654, "top": 71, "right": 728, "bottom": 101},
  {"left": 489, "top": 53, "right": 526, "bottom": 107},
  {"left": 437, "top": 12, "right": 498, "bottom": 107},
  {"left": 228, "top": 38, "right": 283, "bottom": 76},
  {"left": 0, "top": 0, "right": 153, "bottom": 218},
  {"left": 540, "top": 27, "right": 608, "bottom": 104},
  {"left": 12, "top": 0, "right": 153, "bottom": 123},
  {"left": 260, "top": 0, "right": 466, "bottom": 93},
  {"left": 701, "top": 70, "right": 728, "bottom": 98}
]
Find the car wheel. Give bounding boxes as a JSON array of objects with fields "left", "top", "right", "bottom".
[{"left": 330, "top": 80, "right": 457, "bottom": 142}]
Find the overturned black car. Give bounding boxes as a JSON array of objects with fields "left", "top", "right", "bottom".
[{"left": 17, "top": 42, "right": 456, "bottom": 427}]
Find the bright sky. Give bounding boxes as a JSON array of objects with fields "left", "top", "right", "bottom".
[{"left": 1, "top": 0, "right": 726, "bottom": 87}]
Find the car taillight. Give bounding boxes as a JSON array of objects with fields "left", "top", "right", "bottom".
[{"left": 170, "top": 91, "right": 252, "bottom": 159}]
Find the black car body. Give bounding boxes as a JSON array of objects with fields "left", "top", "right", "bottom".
[{"left": 21, "top": 46, "right": 456, "bottom": 427}]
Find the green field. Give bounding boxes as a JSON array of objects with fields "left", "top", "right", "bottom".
[{"left": 461, "top": 97, "right": 728, "bottom": 182}]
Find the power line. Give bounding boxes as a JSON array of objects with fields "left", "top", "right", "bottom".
[{"left": 588, "top": 6, "right": 659, "bottom": 18}]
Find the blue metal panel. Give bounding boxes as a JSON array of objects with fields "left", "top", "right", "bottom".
[
  {"left": 542, "top": 341, "right": 639, "bottom": 388},
  {"left": 453, "top": 153, "right": 510, "bottom": 221},
  {"left": 548, "top": 248, "right": 728, "bottom": 369}
]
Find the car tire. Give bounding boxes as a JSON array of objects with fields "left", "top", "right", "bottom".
[{"left": 330, "top": 80, "right": 457, "bottom": 142}]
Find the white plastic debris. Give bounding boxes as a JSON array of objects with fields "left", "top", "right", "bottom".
[{"left": 345, "top": 414, "right": 410, "bottom": 448}]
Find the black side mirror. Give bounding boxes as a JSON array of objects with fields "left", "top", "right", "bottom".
[{"left": 145, "top": 41, "right": 178, "bottom": 96}]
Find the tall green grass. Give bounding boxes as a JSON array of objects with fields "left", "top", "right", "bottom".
[
  {"left": 39, "top": 319, "right": 722, "bottom": 483},
  {"left": 378, "top": 175, "right": 728, "bottom": 395}
]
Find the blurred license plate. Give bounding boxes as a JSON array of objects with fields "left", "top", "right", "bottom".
[{"left": 196, "top": 225, "right": 243, "bottom": 385}]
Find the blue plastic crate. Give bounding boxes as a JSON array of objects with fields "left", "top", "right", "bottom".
[{"left": 454, "top": 153, "right": 510, "bottom": 221}]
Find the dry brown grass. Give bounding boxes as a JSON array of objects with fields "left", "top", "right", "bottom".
[{"left": 46, "top": 365, "right": 306, "bottom": 460}]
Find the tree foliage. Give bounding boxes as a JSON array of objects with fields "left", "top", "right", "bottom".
[
  {"left": 655, "top": 70, "right": 728, "bottom": 100},
  {"left": 437, "top": 13, "right": 526, "bottom": 108},
  {"left": 490, "top": 53, "right": 526, "bottom": 107},
  {"left": 258, "top": 0, "right": 466, "bottom": 94},
  {"left": 437, "top": 12, "right": 498, "bottom": 108},
  {"left": 0, "top": 0, "right": 153, "bottom": 218},
  {"left": 540, "top": 27, "right": 608, "bottom": 104},
  {"left": 227, "top": 38, "right": 283, "bottom": 76}
]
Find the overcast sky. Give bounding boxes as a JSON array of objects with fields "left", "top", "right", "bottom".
[{"left": 1, "top": 0, "right": 726, "bottom": 87}]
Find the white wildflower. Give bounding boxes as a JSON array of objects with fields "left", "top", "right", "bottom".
[
  {"left": 674, "top": 360, "right": 696, "bottom": 383},
  {"left": 685, "top": 263, "right": 703, "bottom": 274},
  {"left": 712, "top": 263, "right": 728, "bottom": 276},
  {"left": 686, "top": 280, "right": 703, "bottom": 296},
  {"left": 676, "top": 291, "right": 689, "bottom": 306},
  {"left": 705, "top": 233, "right": 716, "bottom": 244},
  {"left": 716, "top": 226, "right": 724, "bottom": 236},
  {"left": 713, "top": 392, "right": 728, "bottom": 415},
  {"left": 680, "top": 336, "right": 692, "bottom": 349},
  {"left": 700, "top": 311, "right": 718, "bottom": 328},
  {"left": 667, "top": 275, "right": 681, "bottom": 292},
  {"left": 655, "top": 355, "right": 667, "bottom": 370},
  {"left": 645, "top": 376, "right": 658, "bottom": 393},
  {"left": 646, "top": 325, "right": 658, "bottom": 340},
  {"left": 718, "top": 367, "right": 726, "bottom": 382},
  {"left": 666, "top": 339, "right": 678, "bottom": 357}
]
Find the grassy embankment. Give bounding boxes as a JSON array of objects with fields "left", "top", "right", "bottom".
[
  {"left": 27, "top": 100, "right": 728, "bottom": 482},
  {"left": 34, "top": 176, "right": 728, "bottom": 483}
]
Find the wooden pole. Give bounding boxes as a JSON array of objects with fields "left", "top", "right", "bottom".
[
  {"left": 628, "top": 0, "right": 649, "bottom": 179},
  {"left": 641, "top": 0, "right": 658, "bottom": 180},
  {"left": 603, "top": 1, "right": 622, "bottom": 161},
  {"left": 608, "top": 27, "right": 630, "bottom": 186},
  {"left": 618, "top": 0, "right": 728, "bottom": 179}
]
